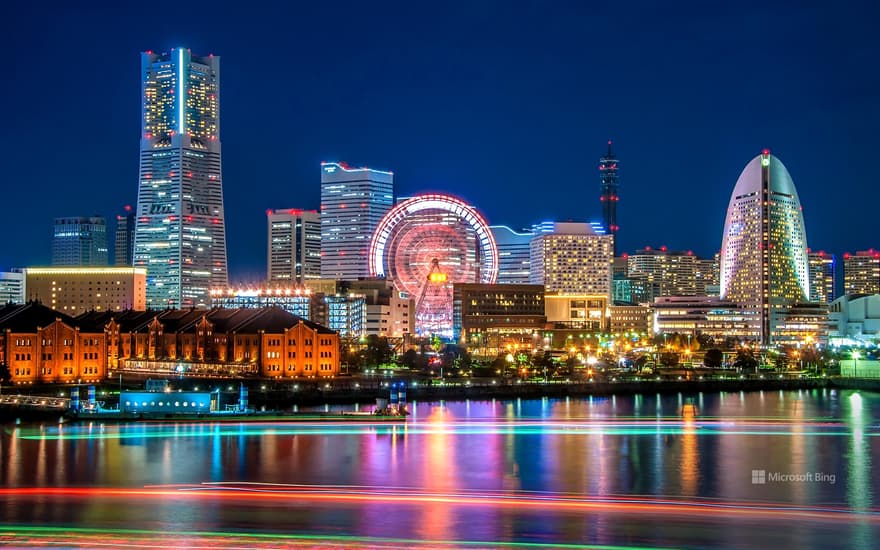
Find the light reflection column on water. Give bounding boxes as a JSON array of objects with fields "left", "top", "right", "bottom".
[
  {"left": 846, "top": 392, "right": 873, "bottom": 547},
  {"left": 680, "top": 403, "right": 698, "bottom": 495},
  {"left": 652, "top": 394, "right": 665, "bottom": 496},
  {"left": 418, "top": 404, "right": 456, "bottom": 541}
]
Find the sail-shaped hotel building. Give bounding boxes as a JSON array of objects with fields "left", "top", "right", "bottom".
[{"left": 720, "top": 150, "right": 811, "bottom": 344}]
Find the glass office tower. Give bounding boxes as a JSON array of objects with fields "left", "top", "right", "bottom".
[
  {"left": 134, "top": 48, "right": 227, "bottom": 308},
  {"left": 320, "top": 162, "right": 393, "bottom": 281}
]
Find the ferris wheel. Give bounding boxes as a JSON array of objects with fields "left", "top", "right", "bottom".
[{"left": 369, "top": 194, "right": 498, "bottom": 337}]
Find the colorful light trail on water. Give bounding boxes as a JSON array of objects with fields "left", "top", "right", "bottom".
[
  {"left": 7, "top": 417, "right": 876, "bottom": 441},
  {"left": 0, "top": 525, "right": 655, "bottom": 550},
  {"left": 1, "top": 483, "right": 879, "bottom": 523}
]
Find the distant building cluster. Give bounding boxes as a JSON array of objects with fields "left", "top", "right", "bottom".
[{"left": 6, "top": 46, "right": 880, "bottom": 385}]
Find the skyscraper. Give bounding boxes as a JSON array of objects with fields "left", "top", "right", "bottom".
[
  {"left": 115, "top": 205, "right": 135, "bottom": 266},
  {"left": 267, "top": 209, "right": 322, "bottom": 283},
  {"left": 843, "top": 249, "right": 880, "bottom": 295},
  {"left": 530, "top": 221, "right": 613, "bottom": 298},
  {"left": 134, "top": 48, "right": 227, "bottom": 309},
  {"left": 320, "top": 162, "right": 393, "bottom": 281},
  {"left": 52, "top": 216, "right": 108, "bottom": 266},
  {"left": 720, "top": 150, "right": 809, "bottom": 344},
  {"left": 599, "top": 140, "right": 620, "bottom": 255}
]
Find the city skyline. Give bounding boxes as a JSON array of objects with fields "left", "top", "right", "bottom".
[{"left": 3, "top": 2, "right": 879, "bottom": 280}]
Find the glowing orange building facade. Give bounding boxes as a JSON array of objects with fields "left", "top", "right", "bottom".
[
  {"left": 0, "top": 302, "right": 106, "bottom": 385},
  {"left": 0, "top": 303, "right": 339, "bottom": 385},
  {"left": 81, "top": 306, "right": 339, "bottom": 379}
]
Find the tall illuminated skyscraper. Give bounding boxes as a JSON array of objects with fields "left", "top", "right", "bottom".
[
  {"left": 134, "top": 48, "right": 227, "bottom": 309},
  {"left": 320, "top": 162, "right": 393, "bottom": 281},
  {"left": 599, "top": 140, "right": 620, "bottom": 255},
  {"left": 720, "top": 150, "right": 809, "bottom": 344}
]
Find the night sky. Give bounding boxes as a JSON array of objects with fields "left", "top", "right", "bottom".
[{"left": 3, "top": 1, "right": 878, "bottom": 280}]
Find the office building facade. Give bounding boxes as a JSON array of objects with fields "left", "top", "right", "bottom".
[
  {"left": 24, "top": 267, "right": 147, "bottom": 313},
  {"left": 808, "top": 251, "right": 836, "bottom": 303},
  {"left": 627, "top": 247, "right": 700, "bottom": 297},
  {"left": 843, "top": 250, "right": 880, "bottom": 295},
  {"left": 320, "top": 162, "right": 393, "bottom": 280},
  {"left": 0, "top": 271, "right": 25, "bottom": 304},
  {"left": 52, "top": 216, "right": 108, "bottom": 266},
  {"left": 453, "top": 283, "right": 546, "bottom": 352},
  {"left": 134, "top": 48, "right": 227, "bottom": 309},
  {"left": 490, "top": 225, "right": 534, "bottom": 284},
  {"left": 267, "top": 209, "right": 321, "bottom": 283},
  {"left": 530, "top": 222, "right": 613, "bottom": 298},
  {"left": 720, "top": 150, "right": 810, "bottom": 344}
]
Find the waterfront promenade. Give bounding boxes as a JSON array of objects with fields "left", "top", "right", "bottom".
[{"left": 6, "top": 374, "right": 880, "bottom": 420}]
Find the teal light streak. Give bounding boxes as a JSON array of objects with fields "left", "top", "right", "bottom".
[{"left": 10, "top": 421, "right": 877, "bottom": 441}]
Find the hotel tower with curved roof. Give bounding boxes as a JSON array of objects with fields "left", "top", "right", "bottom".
[{"left": 720, "top": 150, "right": 810, "bottom": 344}]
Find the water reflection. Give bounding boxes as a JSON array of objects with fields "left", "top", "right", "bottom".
[{"left": 1, "top": 390, "right": 878, "bottom": 548}]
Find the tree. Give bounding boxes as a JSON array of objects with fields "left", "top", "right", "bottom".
[
  {"left": 733, "top": 349, "right": 758, "bottom": 372},
  {"left": 399, "top": 348, "right": 428, "bottom": 371},
  {"left": 703, "top": 348, "right": 723, "bottom": 369},
  {"left": 696, "top": 332, "right": 715, "bottom": 348},
  {"left": 774, "top": 352, "right": 789, "bottom": 371},
  {"left": 363, "top": 335, "right": 392, "bottom": 366},
  {"left": 659, "top": 351, "right": 679, "bottom": 368}
]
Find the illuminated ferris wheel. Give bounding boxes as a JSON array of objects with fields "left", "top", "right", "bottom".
[{"left": 369, "top": 194, "right": 498, "bottom": 338}]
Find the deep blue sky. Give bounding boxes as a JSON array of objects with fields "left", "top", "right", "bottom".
[{"left": 3, "top": 1, "right": 878, "bottom": 280}]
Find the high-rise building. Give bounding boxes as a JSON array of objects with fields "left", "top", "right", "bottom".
[
  {"left": 115, "top": 205, "right": 136, "bottom": 266},
  {"left": 808, "top": 251, "right": 836, "bottom": 303},
  {"left": 599, "top": 140, "right": 620, "bottom": 255},
  {"left": 720, "top": 150, "right": 810, "bottom": 344},
  {"left": 843, "top": 250, "right": 880, "bottom": 296},
  {"left": 320, "top": 162, "right": 393, "bottom": 280},
  {"left": 490, "top": 225, "right": 533, "bottom": 284},
  {"left": 530, "top": 221, "right": 613, "bottom": 298},
  {"left": 134, "top": 48, "right": 227, "bottom": 309},
  {"left": 267, "top": 209, "right": 321, "bottom": 283},
  {"left": 695, "top": 255, "right": 720, "bottom": 296},
  {"left": 626, "top": 246, "right": 700, "bottom": 297},
  {"left": 52, "top": 216, "right": 108, "bottom": 266}
]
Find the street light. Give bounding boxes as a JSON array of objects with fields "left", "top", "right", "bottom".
[{"left": 853, "top": 350, "right": 860, "bottom": 378}]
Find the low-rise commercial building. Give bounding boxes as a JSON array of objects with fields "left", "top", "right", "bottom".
[
  {"left": 828, "top": 294, "right": 880, "bottom": 345},
  {"left": 653, "top": 296, "right": 760, "bottom": 342},
  {"left": 24, "top": 267, "right": 147, "bottom": 313},
  {"left": 453, "top": 283, "right": 545, "bottom": 356}
]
